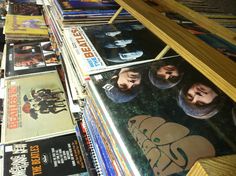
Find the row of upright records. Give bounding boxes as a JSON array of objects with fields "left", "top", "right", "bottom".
[
  {"left": 1, "top": 0, "right": 96, "bottom": 175},
  {"left": 1, "top": 0, "right": 236, "bottom": 176}
]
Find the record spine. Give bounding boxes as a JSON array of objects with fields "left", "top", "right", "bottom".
[{"left": 81, "top": 120, "right": 103, "bottom": 175}]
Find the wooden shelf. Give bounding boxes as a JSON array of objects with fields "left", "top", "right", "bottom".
[
  {"left": 187, "top": 155, "right": 236, "bottom": 176},
  {"left": 115, "top": 0, "right": 236, "bottom": 101},
  {"left": 153, "top": 0, "right": 236, "bottom": 45}
]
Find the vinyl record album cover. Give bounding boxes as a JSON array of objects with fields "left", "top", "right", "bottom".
[
  {"left": 5, "top": 14, "right": 48, "bottom": 36},
  {"left": 55, "top": 0, "right": 119, "bottom": 14},
  {"left": 3, "top": 133, "right": 87, "bottom": 176},
  {"left": 5, "top": 41, "right": 60, "bottom": 77},
  {"left": 8, "top": 2, "right": 43, "bottom": 16},
  {"left": 88, "top": 56, "right": 236, "bottom": 175},
  {"left": 2, "top": 71, "right": 75, "bottom": 144},
  {"left": 63, "top": 21, "right": 177, "bottom": 78}
]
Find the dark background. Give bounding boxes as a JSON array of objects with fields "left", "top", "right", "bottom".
[
  {"left": 0, "top": 28, "right": 4, "bottom": 52},
  {"left": 206, "top": 0, "right": 236, "bottom": 15}
]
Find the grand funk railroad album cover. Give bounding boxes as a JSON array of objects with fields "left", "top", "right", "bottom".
[{"left": 88, "top": 56, "right": 236, "bottom": 175}]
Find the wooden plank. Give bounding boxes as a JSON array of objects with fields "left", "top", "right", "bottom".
[
  {"left": 187, "top": 155, "right": 236, "bottom": 176},
  {"left": 152, "top": 0, "right": 236, "bottom": 45},
  {"left": 115, "top": 0, "right": 236, "bottom": 101},
  {"left": 154, "top": 45, "right": 171, "bottom": 60},
  {"left": 108, "top": 6, "right": 124, "bottom": 24},
  {"left": 203, "top": 13, "right": 236, "bottom": 19},
  {"left": 178, "top": 0, "right": 206, "bottom": 2}
]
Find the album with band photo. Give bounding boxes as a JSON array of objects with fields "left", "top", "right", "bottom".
[
  {"left": 87, "top": 56, "right": 236, "bottom": 175},
  {"left": 5, "top": 41, "right": 60, "bottom": 77}
]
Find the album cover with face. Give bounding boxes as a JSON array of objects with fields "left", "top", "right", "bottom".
[
  {"left": 81, "top": 21, "right": 177, "bottom": 66},
  {"left": 63, "top": 21, "right": 178, "bottom": 79},
  {"left": 87, "top": 56, "right": 236, "bottom": 175},
  {"left": 5, "top": 41, "right": 60, "bottom": 77}
]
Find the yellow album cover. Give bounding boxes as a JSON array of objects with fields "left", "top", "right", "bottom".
[{"left": 5, "top": 14, "right": 49, "bottom": 36}]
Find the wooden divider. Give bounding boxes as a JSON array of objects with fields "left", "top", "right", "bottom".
[
  {"left": 187, "top": 155, "right": 236, "bottom": 176},
  {"left": 115, "top": 0, "right": 236, "bottom": 101},
  {"left": 152, "top": 0, "right": 236, "bottom": 45}
]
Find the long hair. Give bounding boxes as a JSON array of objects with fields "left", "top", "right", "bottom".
[
  {"left": 149, "top": 58, "right": 184, "bottom": 89},
  {"left": 178, "top": 81, "right": 224, "bottom": 119},
  {"left": 104, "top": 66, "right": 143, "bottom": 103}
]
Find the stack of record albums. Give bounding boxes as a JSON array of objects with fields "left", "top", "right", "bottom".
[
  {"left": 0, "top": 0, "right": 236, "bottom": 176},
  {"left": 4, "top": 14, "right": 49, "bottom": 41},
  {"left": 48, "top": 2, "right": 236, "bottom": 173},
  {"left": 42, "top": 0, "right": 134, "bottom": 48},
  {"left": 0, "top": 36, "right": 90, "bottom": 174},
  {"left": 84, "top": 57, "right": 236, "bottom": 175},
  {"left": 52, "top": 0, "right": 132, "bottom": 26},
  {"left": 0, "top": 0, "right": 94, "bottom": 175},
  {"left": 61, "top": 17, "right": 236, "bottom": 175}
]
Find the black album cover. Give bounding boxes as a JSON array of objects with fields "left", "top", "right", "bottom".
[
  {"left": 88, "top": 56, "right": 236, "bottom": 175},
  {"left": 81, "top": 21, "right": 177, "bottom": 66},
  {"left": 8, "top": 2, "right": 43, "bottom": 16},
  {"left": 5, "top": 41, "right": 60, "bottom": 77},
  {"left": 4, "top": 133, "right": 88, "bottom": 176}
]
